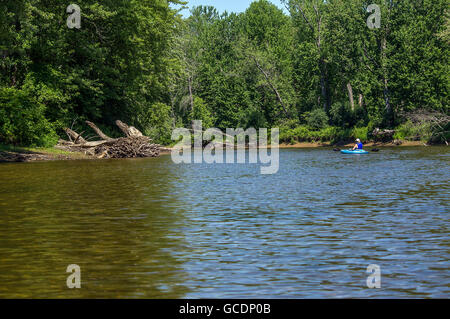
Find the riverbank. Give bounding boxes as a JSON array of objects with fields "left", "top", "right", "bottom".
[
  {"left": 0, "top": 144, "right": 90, "bottom": 163},
  {"left": 279, "top": 140, "right": 428, "bottom": 148},
  {"left": 1, "top": 140, "right": 441, "bottom": 163}
]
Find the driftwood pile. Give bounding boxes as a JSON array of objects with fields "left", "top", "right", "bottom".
[
  {"left": 372, "top": 128, "right": 395, "bottom": 142},
  {"left": 404, "top": 110, "right": 449, "bottom": 145},
  {"left": 57, "top": 120, "right": 160, "bottom": 158}
]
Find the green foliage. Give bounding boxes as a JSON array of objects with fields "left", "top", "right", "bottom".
[
  {"left": 280, "top": 123, "right": 374, "bottom": 144},
  {"left": 280, "top": 125, "right": 345, "bottom": 143},
  {"left": 329, "top": 102, "right": 346, "bottom": 127},
  {"left": 305, "top": 109, "right": 329, "bottom": 130},
  {"left": 0, "top": 88, "right": 58, "bottom": 147},
  {"left": 143, "top": 102, "right": 173, "bottom": 145},
  {"left": 393, "top": 120, "right": 443, "bottom": 143},
  {"left": 393, "top": 122, "right": 411, "bottom": 140},
  {"left": 0, "top": 0, "right": 182, "bottom": 146},
  {"left": 241, "top": 108, "right": 268, "bottom": 129},
  {"left": 351, "top": 126, "right": 369, "bottom": 142},
  {"left": 290, "top": 126, "right": 313, "bottom": 141},
  {"left": 189, "top": 97, "right": 214, "bottom": 129},
  {"left": 0, "top": 0, "right": 448, "bottom": 147}
]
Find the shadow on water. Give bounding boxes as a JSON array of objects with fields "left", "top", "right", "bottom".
[{"left": 0, "top": 157, "right": 191, "bottom": 298}]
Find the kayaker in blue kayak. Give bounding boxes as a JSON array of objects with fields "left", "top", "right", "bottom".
[{"left": 352, "top": 138, "right": 363, "bottom": 150}]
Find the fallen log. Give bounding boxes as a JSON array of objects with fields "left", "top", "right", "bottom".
[
  {"left": 80, "top": 140, "right": 116, "bottom": 148},
  {"left": 116, "top": 120, "right": 144, "bottom": 138},
  {"left": 64, "top": 128, "right": 86, "bottom": 144},
  {"left": 94, "top": 137, "right": 160, "bottom": 158},
  {"left": 86, "top": 121, "right": 113, "bottom": 141},
  {"left": 372, "top": 128, "right": 395, "bottom": 142},
  {"left": 58, "top": 139, "right": 74, "bottom": 146},
  {"left": 58, "top": 120, "right": 160, "bottom": 159}
]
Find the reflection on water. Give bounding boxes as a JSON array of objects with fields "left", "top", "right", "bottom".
[
  {"left": 0, "top": 158, "right": 190, "bottom": 298},
  {"left": 0, "top": 147, "right": 448, "bottom": 298}
]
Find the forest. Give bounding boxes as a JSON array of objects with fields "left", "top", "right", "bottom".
[{"left": 0, "top": 0, "right": 449, "bottom": 148}]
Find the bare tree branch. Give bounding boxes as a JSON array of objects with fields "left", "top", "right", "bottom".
[
  {"left": 293, "top": 3, "right": 315, "bottom": 33},
  {"left": 252, "top": 56, "right": 290, "bottom": 117}
]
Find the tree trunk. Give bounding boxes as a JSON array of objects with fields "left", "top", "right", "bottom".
[
  {"left": 115, "top": 120, "right": 143, "bottom": 138},
  {"left": 188, "top": 76, "right": 194, "bottom": 111},
  {"left": 319, "top": 60, "right": 329, "bottom": 111},
  {"left": 86, "top": 121, "right": 113, "bottom": 141},
  {"left": 359, "top": 94, "right": 363, "bottom": 108},
  {"left": 253, "top": 57, "right": 289, "bottom": 117},
  {"left": 64, "top": 128, "right": 86, "bottom": 144},
  {"left": 347, "top": 82, "right": 355, "bottom": 111},
  {"left": 381, "top": 37, "right": 391, "bottom": 115},
  {"left": 11, "top": 64, "right": 17, "bottom": 87},
  {"left": 381, "top": 4, "right": 393, "bottom": 126},
  {"left": 59, "top": 121, "right": 159, "bottom": 158},
  {"left": 295, "top": 4, "right": 329, "bottom": 112}
]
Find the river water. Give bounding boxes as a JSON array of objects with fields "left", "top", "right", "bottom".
[{"left": 0, "top": 147, "right": 448, "bottom": 298}]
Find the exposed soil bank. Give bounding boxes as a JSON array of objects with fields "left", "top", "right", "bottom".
[{"left": 0, "top": 148, "right": 89, "bottom": 163}]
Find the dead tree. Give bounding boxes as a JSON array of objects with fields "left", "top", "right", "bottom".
[
  {"left": 372, "top": 128, "right": 395, "bottom": 142},
  {"left": 64, "top": 128, "right": 86, "bottom": 144},
  {"left": 58, "top": 120, "right": 160, "bottom": 158},
  {"left": 252, "top": 56, "right": 290, "bottom": 117},
  {"left": 115, "top": 120, "right": 143, "bottom": 138},
  {"left": 85, "top": 121, "right": 113, "bottom": 141}
]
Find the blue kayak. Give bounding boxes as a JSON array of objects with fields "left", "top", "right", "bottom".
[{"left": 341, "top": 149, "right": 369, "bottom": 154}]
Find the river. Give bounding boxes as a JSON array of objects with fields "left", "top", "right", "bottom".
[{"left": 0, "top": 147, "right": 448, "bottom": 298}]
